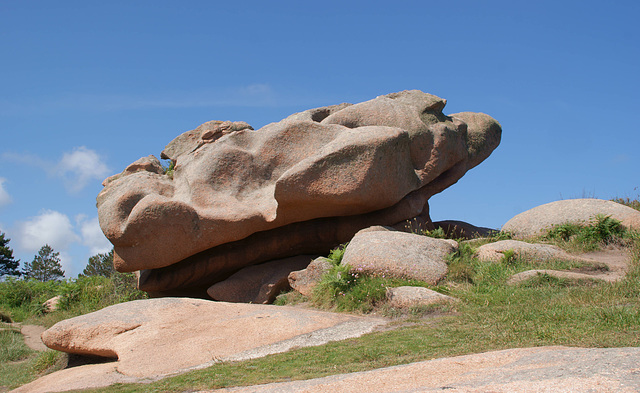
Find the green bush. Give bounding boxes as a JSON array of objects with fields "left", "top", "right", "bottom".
[
  {"left": 310, "top": 244, "right": 432, "bottom": 313},
  {"left": 544, "top": 214, "right": 631, "bottom": 251},
  {"left": 0, "top": 272, "right": 147, "bottom": 323}
]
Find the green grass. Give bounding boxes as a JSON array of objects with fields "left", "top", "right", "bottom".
[
  {"left": 3, "top": 198, "right": 640, "bottom": 392},
  {"left": 0, "top": 273, "right": 146, "bottom": 327}
]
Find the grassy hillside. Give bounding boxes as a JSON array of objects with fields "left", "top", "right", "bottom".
[{"left": 1, "top": 198, "right": 639, "bottom": 392}]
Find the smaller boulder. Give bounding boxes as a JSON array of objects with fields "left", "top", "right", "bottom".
[
  {"left": 386, "top": 286, "right": 457, "bottom": 308},
  {"left": 502, "top": 199, "right": 640, "bottom": 238},
  {"left": 288, "top": 257, "right": 333, "bottom": 297},
  {"left": 207, "top": 255, "right": 315, "bottom": 303},
  {"left": 341, "top": 229, "right": 456, "bottom": 284},
  {"left": 43, "top": 295, "right": 63, "bottom": 313},
  {"left": 507, "top": 270, "right": 605, "bottom": 285},
  {"left": 475, "top": 240, "right": 585, "bottom": 263}
]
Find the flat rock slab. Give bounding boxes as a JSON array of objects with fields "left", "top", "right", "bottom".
[
  {"left": 475, "top": 240, "right": 590, "bottom": 263},
  {"left": 507, "top": 269, "right": 606, "bottom": 285},
  {"left": 208, "top": 346, "right": 640, "bottom": 392},
  {"left": 23, "top": 298, "right": 385, "bottom": 392}
]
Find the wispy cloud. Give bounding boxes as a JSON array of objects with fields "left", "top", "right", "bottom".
[
  {"left": 0, "top": 178, "right": 11, "bottom": 207},
  {"left": 0, "top": 84, "right": 280, "bottom": 116},
  {"left": 58, "top": 147, "right": 110, "bottom": 193},
  {"left": 3, "top": 146, "right": 110, "bottom": 194}
]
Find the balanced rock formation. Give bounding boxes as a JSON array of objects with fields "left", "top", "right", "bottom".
[
  {"left": 97, "top": 90, "right": 501, "bottom": 298},
  {"left": 503, "top": 199, "right": 640, "bottom": 239}
]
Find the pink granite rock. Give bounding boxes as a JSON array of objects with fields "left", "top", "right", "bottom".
[
  {"left": 207, "top": 255, "right": 314, "bottom": 303},
  {"left": 97, "top": 90, "right": 501, "bottom": 297}
]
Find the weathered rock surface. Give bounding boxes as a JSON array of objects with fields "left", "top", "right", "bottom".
[
  {"left": 209, "top": 347, "right": 640, "bottom": 393},
  {"left": 502, "top": 198, "right": 640, "bottom": 238},
  {"left": 506, "top": 269, "right": 605, "bottom": 285},
  {"left": 288, "top": 257, "right": 333, "bottom": 297},
  {"left": 386, "top": 286, "right": 457, "bottom": 308},
  {"left": 40, "top": 298, "right": 386, "bottom": 380},
  {"left": 475, "top": 240, "right": 587, "bottom": 263},
  {"left": 206, "top": 255, "right": 314, "bottom": 303},
  {"left": 97, "top": 90, "right": 501, "bottom": 297},
  {"left": 341, "top": 230, "right": 456, "bottom": 284}
]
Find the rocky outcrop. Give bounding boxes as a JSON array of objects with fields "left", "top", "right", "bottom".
[
  {"left": 40, "top": 298, "right": 386, "bottom": 379},
  {"left": 341, "top": 229, "right": 456, "bottom": 284},
  {"left": 502, "top": 199, "right": 640, "bottom": 238},
  {"left": 206, "top": 255, "right": 314, "bottom": 303},
  {"left": 97, "top": 90, "right": 501, "bottom": 297}
]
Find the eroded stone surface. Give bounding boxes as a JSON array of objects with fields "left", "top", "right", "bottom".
[
  {"left": 41, "top": 298, "right": 386, "bottom": 379},
  {"left": 208, "top": 347, "right": 640, "bottom": 393},
  {"left": 97, "top": 90, "right": 501, "bottom": 296}
]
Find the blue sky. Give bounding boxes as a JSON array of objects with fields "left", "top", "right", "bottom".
[{"left": 1, "top": 1, "right": 638, "bottom": 277}]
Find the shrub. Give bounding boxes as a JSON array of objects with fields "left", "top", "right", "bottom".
[{"left": 544, "top": 214, "right": 631, "bottom": 251}]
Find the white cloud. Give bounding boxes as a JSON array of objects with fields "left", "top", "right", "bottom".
[
  {"left": 2, "top": 147, "right": 110, "bottom": 193},
  {"left": 0, "top": 178, "right": 11, "bottom": 207},
  {"left": 57, "top": 147, "right": 110, "bottom": 193},
  {"left": 16, "top": 210, "right": 80, "bottom": 253},
  {"left": 77, "top": 215, "right": 112, "bottom": 255}
]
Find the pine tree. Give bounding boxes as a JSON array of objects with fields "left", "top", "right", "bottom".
[
  {"left": 81, "top": 249, "right": 115, "bottom": 277},
  {"left": 0, "top": 232, "right": 20, "bottom": 277},
  {"left": 23, "top": 244, "right": 65, "bottom": 281}
]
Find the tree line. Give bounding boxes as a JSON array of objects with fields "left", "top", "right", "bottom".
[{"left": 0, "top": 231, "right": 114, "bottom": 281}]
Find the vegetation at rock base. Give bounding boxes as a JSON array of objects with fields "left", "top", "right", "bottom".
[
  {"left": 543, "top": 214, "right": 635, "bottom": 252},
  {"left": 2, "top": 198, "right": 640, "bottom": 392}
]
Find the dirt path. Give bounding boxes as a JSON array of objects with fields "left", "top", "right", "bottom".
[
  {"left": 576, "top": 247, "right": 631, "bottom": 281},
  {"left": 20, "top": 324, "right": 48, "bottom": 352},
  {"left": 1, "top": 323, "right": 48, "bottom": 352}
]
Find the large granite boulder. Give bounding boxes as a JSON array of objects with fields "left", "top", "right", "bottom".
[
  {"left": 97, "top": 90, "right": 501, "bottom": 297},
  {"left": 341, "top": 229, "right": 457, "bottom": 284},
  {"left": 502, "top": 199, "right": 640, "bottom": 239}
]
